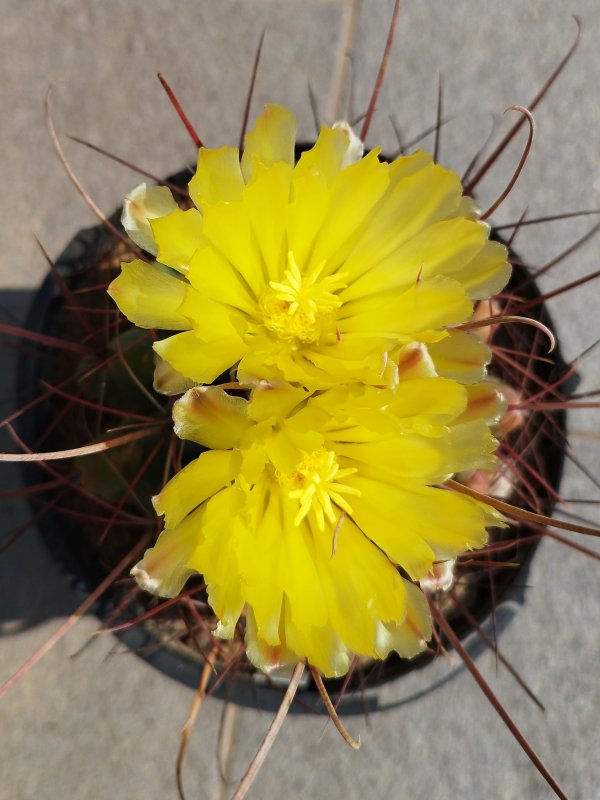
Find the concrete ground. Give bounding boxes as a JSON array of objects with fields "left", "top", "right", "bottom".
[{"left": 1, "top": 1, "right": 599, "bottom": 798}]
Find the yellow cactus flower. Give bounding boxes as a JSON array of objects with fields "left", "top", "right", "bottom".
[
  {"left": 131, "top": 380, "right": 503, "bottom": 677},
  {"left": 108, "top": 103, "right": 510, "bottom": 392},
  {"left": 110, "top": 101, "right": 510, "bottom": 678}
]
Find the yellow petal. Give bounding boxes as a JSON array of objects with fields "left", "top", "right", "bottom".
[
  {"left": 286, "top": 172, "right": 332, "bottom": 270},
  {"left": 241, "top": 103, "right": 296, "bottom": 182},
  {"left": 151, "top": 207, "right": 204, "bottom": 273},
  {"left": 342, "top": 158, "right": 463, "bottom": 283},
  {"left": 190, "top": 487, "right": 243, "bottom": 588},
  {"left": 237, "top": 490, "right": 284, "bottom": 645},
  {"left": 294, "top": 125, "right": 353, "bottom": 185},
  {"left": 243, "top": 161, "right": 293, "bottom": 282},
  {"left": 153, "top": 449, "right": 238, "bottom": 528},
  {"left": 387, "top": 149, "right": 433, "bottom": 181},
  {"left": 342, "top": 217, "right": 489, "bottom": 302},
  {"left": 107, "top": 259, "right": 191, "bottom": 330},
  {"left": 121, "top": 182, "right": 178, "bottom": 255},
  {"left": 374, "top": 580, "right": 431, "bottom": 659},
  {"left": 153, "top": 329, "right": 244, "bottom": 384},
  {"left": 427, "top": 330, "right": 491, "bottom": 383},
  {"left": 188, "top": 146, "right": 245, "bottom": 209},
  {"left": 388, "top": 377, "right": 467, "bottom": 422},
  {"left": 313, "top": 515, "right": 406, "bottom": 656},
  {"left": 443, "top": 419, "right": 498, "bottom": 474},
  {"left": 309, "top": 149, "right": 389, "bottom": 275},
  {"left": 187, "top": 244, "right": 257, "bottom": 315},
  {"left": 337, "top": 435, "right": 456, "bottom": 485},
  {"left": 454, "top": 382, "right": 507, "bottom": 426},
  {"left": 257, "top": 335, "right": 393, "bottom": 390},
  {"left": 340, "top": 276, "right": 473, "bottom": 339},
  {"left": 179, "top": 286, "right": 247, "bottom": 342},
  {"left": 458, "top": 239, "right": 511, "bottom": 299},
  {"left": 247, "top": 380, "right": 310, "bottom": 423},
  {"left": 239, "top": 426, "right": 272, "bottom": 484},
  {"left": 265, "top": 429, "right": 304, "bottom": 474},
  {"left": 395, "top": 342, "right": 437, "bottom": 379},
  {"left": 152, "top": 352, "right": 197, "bottom": 395},
  {"left": 172, "top": 386, "right": 253, "bottom": 449},
  {"left": 178, "top": 286, "right": 247, "bottom": 337},
  {"left": 279, "top": 512, "right": 328, "bottom": 631},
  {"left": 201, "top": 201, "right": 265, "bottom": 298},
  {"left": 190, "top": 487, "right": 245, "bottom": 637},
  {"left": 131, "top": 506, "right": 203, "bottom": 598},
  {"left": 245, "top": 607, "right": 298, "bottom": 675},
  {"left": 348, "top": 489, "right": 436, "bottom": 580},
  {"left": 456, "top": 194, "right": 480, "bottom": 220},
  {"left": 208, "top": 581, "right": 245, "bottom": 639},
  {"left": 351, "top": 476, "right": 495, "bottom": 561},
  {"left": 282, "top": 604, "right": 350, "bottom": 677}
]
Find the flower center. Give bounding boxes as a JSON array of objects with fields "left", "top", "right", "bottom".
[
  {"left": 277, "top": 446, "right": 359, "bottom": 530},
  {"left": 261, "top": 251, "right": 346, "bottom": 344}
]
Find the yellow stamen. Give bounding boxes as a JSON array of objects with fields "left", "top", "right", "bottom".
[
  {"left": 276, "top": 447, "right": 360, "bottom": 530},
  {"left": 261, "top": 252, "right": 346, "bottom": 344}
]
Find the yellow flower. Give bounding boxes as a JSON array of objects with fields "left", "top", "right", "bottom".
[
  {"left": 108, "top": 103, "right": 509, "bottom": 392},
  {"left": 131, "top": 379, "right": 503, "bottom": 677},
  {"left": 110, "top": 101, "right": 510, "bottom": 678}
]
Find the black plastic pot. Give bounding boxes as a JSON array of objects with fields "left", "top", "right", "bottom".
[{"left": 15, "top": 162, "right": 573, "bottom": 712}]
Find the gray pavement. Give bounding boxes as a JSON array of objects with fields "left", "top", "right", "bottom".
[{"left": 1, "top": 2, "right": 599, "bottom": 799}]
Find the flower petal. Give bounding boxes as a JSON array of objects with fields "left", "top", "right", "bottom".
[
  {"left": 332, "top": 120, "right": 365, "bottom": 167},
  {"left": 348, "top": 489, "right": 436, "bottom": 580},
  {"left": 241, "top": 103, "right": 296, "bottom": 182},
  {"left": 340, "top": 276, "right": 473, "bottom": 339},
  {"left": 247, "top": 380, "right": 310, "bottom": 423},
  {"left": 342, "top": 157, "right": 463, "bottom": 283},
  {"left": 313, "top": 515, "right": 407, "bottom": 657},
  {"left": 395, "top": 343, "right": 438, "bottom": 380},
  {"left": 350, "top": 476, "right": 497, "bottom": 561},
  {"left": 237, "top": 488, "right": 285, "bottom": 645},
  {"left": 337, "top": 435, "right": 455, "bottom": 485},
  {"left": 150, "top": 207, "right": 204, "bottom": 273},
  {"left": 279, "top": 513, "right": 328, "bottom": 631},
  {"left": 172, "top": 386, "right": 253, "bottom": 449},
  {"left": 245, "top": 607, "right": 298, "bottom": 675},
  {"left": 342, "top": 217, "right": 490, "bottom": 302},
  {"left": 121, "top": 183, "right": 178, "bottom": 255},
  {"left": 286, "top": 172, "right": 331, "bottom": 270},
  {"left": 309, "top": 149, "right": 390, "bottom": 274},
  {"left": 282, "top": 605, "right": 349, "bottom": 677},
  {"left": 108, "top": 259, "right": 191, "bottom": 330},
  {"left": 458, "top": 239, "right": 511, "bottom": 299},
  {"left": 153, "top": 329, "right": 244, "bottom": 384},
  {"left": 374, "top": 580, "right": 432, "bottom": 659},
  {"left": 443, "top": 419, "right": 498, "bottom": 474},
  {"left": 131, "top": 506, "right": 203, "bottom": 598},
  {"left": 427, "top": 330, "right": 491, "bottom": 383},
  {"left": 243, "top": 161, "right": 293, "bottom": 282},
  {"left": 153, "top": 449, "right": 238, "bottom": 528},
  {"left": 388, "top": 377, "right": 468, "bottom": 423},
  {"left": 190, "top": 487, "right": 245, "bottom": 638},
  {"left": 186, "top": 244, "right": 257, "bottom": 315},
  {"left": 188, "top": 146, "right": 245, "bottom": 209},
  {"left": 294, "top": 125, "right": 353, "bottom": 185},
  {"left": 201, "top": 201, "right": 266, "bottom": 298},
  {"left": 152, "top": 353, "right": 197, "bottom": 396},
  {"left": 455, "top": 382, "right": 507, "bottom": 426}
]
